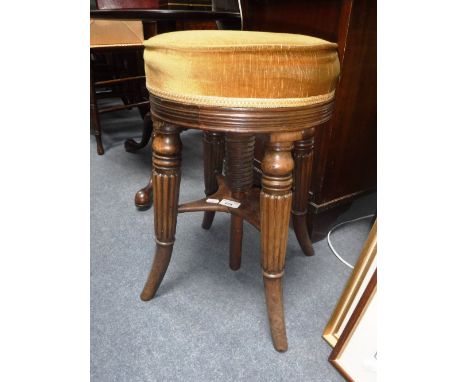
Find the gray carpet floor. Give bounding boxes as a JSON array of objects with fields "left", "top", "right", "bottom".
[{"left": 91, "top": 102, "right": 376, "bottom": 382}]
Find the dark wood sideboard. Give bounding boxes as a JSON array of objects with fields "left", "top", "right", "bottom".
[{"left": 242, "top": 0, "right": 377, "bottom": 240}]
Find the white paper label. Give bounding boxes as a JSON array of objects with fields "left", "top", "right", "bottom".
[
  {"left": 219, "top": 199, "right": 241, "bottom": 208},
  {"left": 206, "top": 198, "right": 220, "bottom": 204}
]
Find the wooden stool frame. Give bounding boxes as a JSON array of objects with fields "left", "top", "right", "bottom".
[{"left": 140, "top": 94, "right": 334, "bottom": 352}]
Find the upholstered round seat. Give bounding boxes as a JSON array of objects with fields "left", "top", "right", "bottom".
[{"left": 144, "top": 30, "right": 340, "bottom": 108}]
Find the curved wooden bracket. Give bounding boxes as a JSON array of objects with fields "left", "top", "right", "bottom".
[{"left": 178, "top": 175, "right": 260, "bottom": 230}]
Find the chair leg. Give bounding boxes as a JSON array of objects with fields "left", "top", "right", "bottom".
[
  {"left": 261, "top": 137, "right": 294, "bottom": 352},
  {"left": 201, "top": 131, "right": 225, "bottom": 229},
  {"left": 292, "top": 129, "right": 315, "bottom": 256},
  {"left": 140, "top": 122, "right": 182, "bottom": 301},
  {"left": 125, "top": 111, "right": 153, "bottom": 153},
  {"left": 90, "top": 77, "right": 104, "bottom": 155}
]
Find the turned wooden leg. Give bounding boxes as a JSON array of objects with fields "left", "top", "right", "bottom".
[
  {"left": 202, "top": 131, "right": 225, "bottom": 229},
  {"left": 292, "top": 129, "right": 315, "bottom": 256},
  {"left": 261, "top": 137, "right": 294, "bottom": 352},
  {"left": 90, "top": 76, "right": 104, "bottom": 155},
  {"left": 140, "top": 122, "right": 182, "bottom": 301},
  {"left": 125, "top": 111, "right": 153, "bottom": 153},
  {"left": 225, "top": 134, "right": 255, "bottom": 270}
]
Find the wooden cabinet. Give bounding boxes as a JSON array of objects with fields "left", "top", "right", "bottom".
[{"left": 242, "top": 0, "right": 376, "bottom": 237}]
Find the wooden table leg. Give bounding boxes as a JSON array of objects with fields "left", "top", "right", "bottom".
[
  {"left": 125, "top": 112, "right": 153, "bottom": 153},
  {"left": 135, "top": 175, "right": 153, "bottom": 209},
  {"left": 90, "top": 76, "right": 104, "bottom": 155},
  {"left": 134, "top": 118, "right": 156, "bottom": 209},
  {"left": 261, "top": 136, "right": 294, "bottom": 352},
  {"left": 140, "top": 122, "right": 182, "bottom": 301},
  {"left": 201, "top": 131, "right": 224, "bottom": 229},
  {"left": 292, "top": 128, "right": 315, "bottom": 256}
]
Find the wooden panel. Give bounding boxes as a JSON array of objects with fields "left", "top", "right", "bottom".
[
  {"left": 313, "top": 0, "right": 376, "bottom": 205},
  {"left": 243, "top": 0, "right": 376, "bottom": 211},
  {"left": 241, "top": 0, "right": 342, "bottom": 42}
]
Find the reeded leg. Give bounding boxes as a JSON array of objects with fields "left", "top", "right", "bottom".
[
  {"left": 261, "top": 137, "right": 294, "bottom": 352},
  {"left": 292, "top": 129, "right": 315, "bottom": 256},
  {"left": 140, "top": 122, "right": 182, "bottom": 301},
  {"left": 125, "top": 111, "right": 153, "bottom": 153},
  {"left": 202, "top": 131, "right": 225, "bottom": 229},
  {"left": 90, "top": 77, "right": 104, "bottom": 155}
]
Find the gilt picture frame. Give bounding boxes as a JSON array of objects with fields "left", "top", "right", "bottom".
[
  {"left": 329, "top": 270, "right": 377, "bottom": 382},
  {"left": 323, "top": 221, "right": 377, "bottom": 347}
]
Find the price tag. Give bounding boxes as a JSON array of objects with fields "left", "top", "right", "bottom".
[
  {"left": 206, "top": 198, "right": 220, "bottom": 204},
  {"left": 219, "top": 199, "right": 241, "bottom": 208}
]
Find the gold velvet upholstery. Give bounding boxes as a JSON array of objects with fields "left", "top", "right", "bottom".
[
  {"left": 90, "top": 20, "right": 144, "bottom": 48},
  {"left": 144, "top": 30, "right": 340, "bottom": 108}
]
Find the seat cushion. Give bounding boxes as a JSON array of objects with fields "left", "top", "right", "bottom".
[
  {"left": 144, "top": 30, "right": 340, "bottom": 108},
  {"left": 90, "top": 20, "right": 144, "bottom": 48}
]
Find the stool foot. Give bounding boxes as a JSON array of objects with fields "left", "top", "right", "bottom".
[
  {"left": 229, "top": 215, "right": 243, "bottom": 270},
  {"left": 140, "top": 244, "right": 173, "bottom": 301},
  {"left": 292, "top": 213, "right": 314, "bottom": 256},
  {"left": 264, "top": 277, "right": 288, "bottom": 352}
]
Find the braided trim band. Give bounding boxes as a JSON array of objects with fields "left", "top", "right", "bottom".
[{"left": 147, "top": 86, "right": 335, "bottom": 109}]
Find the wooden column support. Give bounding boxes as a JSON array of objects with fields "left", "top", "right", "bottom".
[
  {"left": 140, "top": 122, "right": 182, "bottom": 301},
  {"left": 260, "top": 137, "right": 294, "bottom": 352},
  {"left": 225, "top": 134, "right": 255, "bottom": 270}
]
